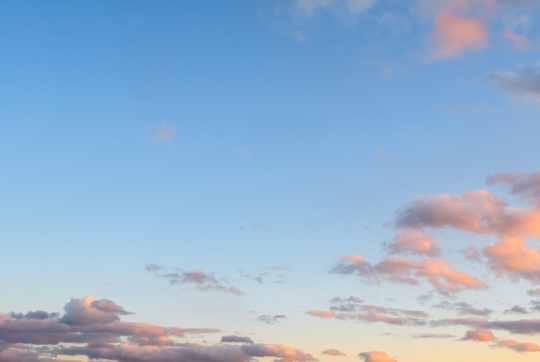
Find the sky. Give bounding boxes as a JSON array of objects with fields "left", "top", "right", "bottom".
[{"left": 2, "top": 0, "right": 540, "bottom": 361}]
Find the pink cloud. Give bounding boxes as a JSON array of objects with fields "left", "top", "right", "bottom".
[
  {"left": 483, "top": 237, "right": 540, "bottom": 282},
  {"left": 331, "top": 255, "right": 486, "bottom": 293},
  {"left": 153, "top": 123, "right": 175, "bottom": 141},
  {"left": 307, "top": 310, "right": 335, "bottom": 319},
  {"left": 461, "top": 328, "right": 495, "bottom": 342},
  {"left": 358, "top": 351, "right": 396, "bottom": 362},
  {"left": 494, "top": 339, "right": 540, "bottom": 352},
  {"left": 503, "top": 30, "right": 530, "bottom": 50},
  {"left": 431, "top": 12, "right": 488, "bottom": 59},
  {"left": 387, "top": 229, "right": 441, "bottom": 257},
  {"left": 393, "top": 174, "right": 540, "bottom": 283},
  {"left": 322, "top": 349, "right": 346, "bottom": 356}
]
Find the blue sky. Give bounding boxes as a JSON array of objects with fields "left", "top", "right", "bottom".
[{"left": 2, "top": 1, "right": 540, "bottom": 362}]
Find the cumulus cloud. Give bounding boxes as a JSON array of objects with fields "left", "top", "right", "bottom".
[
  {"left": 461, "top": 328, "right": 495, "bottom": 342},
  {"left": 221, "top": 335, "right": 254, "bottom": 344},
  {"left": 60, "top": 297, "right": 133, "bottom": 326},
  {"left": 331, "top": 255, "right": 486, "bottom": 293},
  {"left": 386, "top": 229, "right": 441, "bottom": 257},
  {"left": 0, "top": 297, "right": 317, "bottom": 362},
  {"left": 358, "top": 350, "right": 396, "bottom": 362},
  {"left": 146, "top": 265, "right": 244, "bottom": 295},
  {"left": 258, "top": 315, "right": 287, "bottom": 325},
  {"left": 393, "top": 176, "right": 540, "bottom": 283},
  {"left": 322, "top": 349, "right": 345, "bottom": 356}
]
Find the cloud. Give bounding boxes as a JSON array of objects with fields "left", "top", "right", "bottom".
[
  {"left": 411, "top": 333, "right": 454, "bottom": 338},
  {"left": 258, "top": 315, "right": 287, "bottom": 325},
  {"left": 221, "top": 336, "right": 255, "bottom": 344},
  {"left": 322, "top": 349, "right": 346, "bottom": 356},
  {"left": 528, "top": 288, "right": 540, "bottom": 296},
  {"left": 331, "top": 255, "right": 486, "bottom": 293},
  {"left": 433, "top": 316, "right": 540, "bottom": 334},
  {"left": 461, "top": 328, "right": 495, "bottom": 342},
  {"left": 145, "top": 263, "right": 164, "bottom": 272},
  {"left": 358, "top": 351, "right": 396, "bottom": 362},
  {"left": 307, "top": 302, "right": 428, "bottom": 326},
  {"left": 503, "top": 30, "right": 530, "bottom": 50},
  {"left": 307, "top": 310, "right": 335, "bottom": 319},
  {"left": 430, "top": 12, "right": 488, "bottom": 59},
  {"left": 505, "top": 305, "right": 529, "bottom": 315},
  {"left": 494, "top": 339, "right": 540, "bottom": 352},
  {"left": 487, "top": 171, "right": 540, "bottom": 207},
  {"left": 0, "top": 297, "right": 318, "bottom": 362},
  {"left": 294, "top": 0, "right": 377, "bottom": 16},
  {"left": 433, "top": 301, "right": 493, "bottom": 316},
  {"left": 153, "top": 123, "right": 175, "bottom": 141},
  {"left": 393, "top": 180, "right": 540, "bottom": 283},
  {"left": 386, "top": 229, "right": 441, "bottom": 257},
  {"left": 147, "top": 265, "right": 244, "bottom": 295},
  {"left": 486, "top": 68, "right": 540, "bottom": 102},
  {"left": 60, "top": 297, "right": 133, "bottom": 326},
  {"left": 461, "top": 246, "right": 483, "bottom": 262}
]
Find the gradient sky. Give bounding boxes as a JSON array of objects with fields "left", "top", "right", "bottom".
[{"left": 2, "top": 1, "right": 540, "bottom": 362}]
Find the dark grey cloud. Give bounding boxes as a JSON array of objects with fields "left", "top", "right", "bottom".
[
  {"left": 486, "top": 69, "right": 540, "bottom": 103},
  {"left": 411, "top": 333, "right": 454, "bottom": 339},
  {"left": 504, "top": 305, "right": 529, "bottom": 315},
  {"left": 221, "top": 335, "right": 254, "bottom": 344},
  {"left": 257, "top": 315, "right": 287, "bottom": 325},
  {"left": 432, "top": 301, "right": 493, "bottom": 317},
  {"left": 10, "top": 311, "right": 60, "bottom": 320},
  {"left": 432, "top": 316, "right": 540, "bottom": 335}
]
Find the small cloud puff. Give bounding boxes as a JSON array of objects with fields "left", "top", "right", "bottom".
[
  {"left": 358, "top": 351, "right": 396, "bottom": 362},
  {"left": 322, "top": 349, "right": 346, "bottom": 356}
]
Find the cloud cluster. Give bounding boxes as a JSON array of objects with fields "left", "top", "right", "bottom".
[
  {"left": 389, "top": 170, "right": 540, "bottom": 284},
  {"left": 307, "top": 298, "right": 429, "bottom": 326},
  {"left": 330, "top": 255, "right": 486, "bottom": 293},
  {"left": 146, "top": 264, "right": 244, "bottom": 295},
  {"left": 432, "top": 301, "right": 493, "bottom": 316},
  {"left": 0, "top": 297, "right": 317, "bottom": 362},
  {"left": 459, "top": 328, "right": 540, "bottom": 353}
]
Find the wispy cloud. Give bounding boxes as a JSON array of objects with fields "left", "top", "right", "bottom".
[
  {"left": 258, "top": 315, "right": 287, "bottom": 324},
  {"left": 153, "top": 123, "right": 175, "bottom": 141},
  {"left": 146, "top": 264, "right": 244, "bottom": 295}
]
